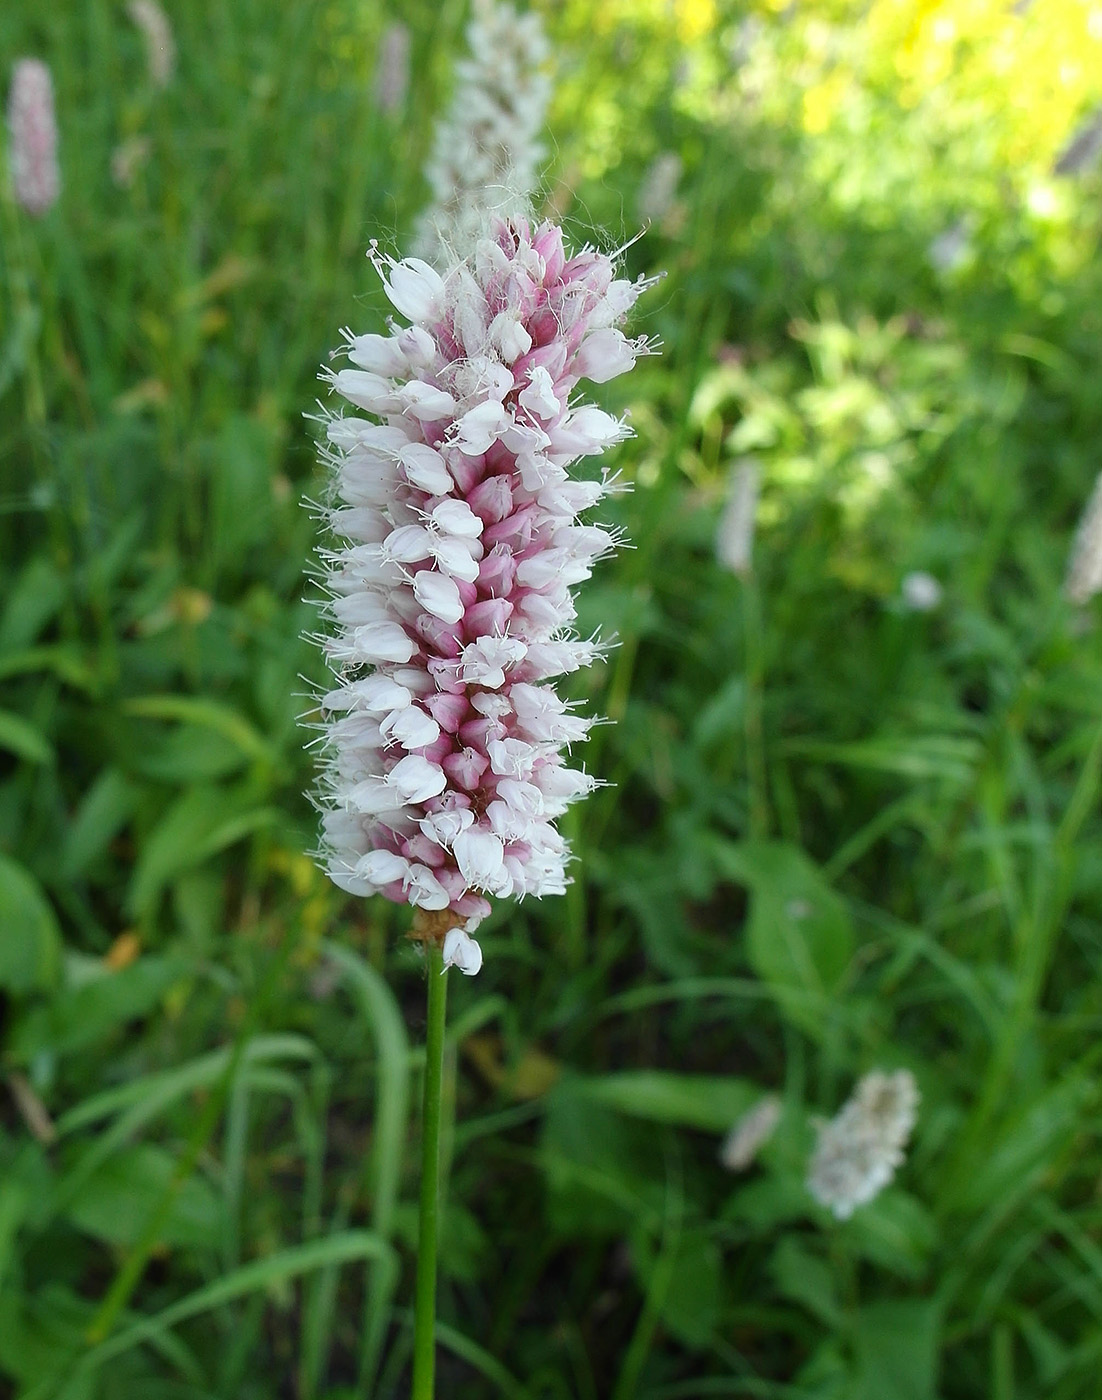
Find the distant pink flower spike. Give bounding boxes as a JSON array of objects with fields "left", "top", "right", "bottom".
[
  {"left": 127, "top": 0, "right": 176, "bottom": 88},
  {"left": 311, "top": 219, "right": 655, "bottom": 970},
  {"left": 414, "top": 2, "right": 552, "bottom": 263},
  {"left": 374, "top": 23, "right": 411, "bottom": 116},
  {"left": 6, "top": 59, "right": 60, "bottom": 216}
]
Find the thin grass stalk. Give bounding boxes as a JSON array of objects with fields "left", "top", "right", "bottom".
[
  {"left": 85, "top": 929, "right": 295, "bottom": 1346},
  {"left": 610, "top": 1147, "right": 683, "bottom": 1400},
  {"left": 84, "top": 1038, "right": 248, "bottom": 1345},
  {"left": 972, "top": 711, "right": 1102, "bottom": 1137},
  {"left": 0, "top": 160, "right": 74, "bottom": 633},
  {"left": 317, "top": 943, "right": 411, "bottom": 1396},
  {"left": 412, "top": 942, "right": 448, "bottom": 1399},
  {"left": 742, "top": 574, "right": 769, "bottom": 841}
]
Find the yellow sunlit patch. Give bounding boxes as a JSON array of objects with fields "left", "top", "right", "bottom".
[
  {"left": 269, "top": 847, "right": 321, "bottom": 898},
  {"left": 740, "top": 0, "right": 1102, "bottom": 223},
  {"left": 802, "top": 78, "right": 843, "bottom": 135},
  {"left": 675, "top": 0, "right": 717, "bottom": 42}
]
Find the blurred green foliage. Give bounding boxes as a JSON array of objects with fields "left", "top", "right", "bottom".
[{"left": 3, "top": 0, "right": 1102, "bottom": 1396}]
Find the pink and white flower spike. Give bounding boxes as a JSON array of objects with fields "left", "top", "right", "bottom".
[
  {"left": 311, "top": 218, "right": 653, "bottom": 971},
  {"left": 6, "top": 59, "right": 60, "bottom": 216}
]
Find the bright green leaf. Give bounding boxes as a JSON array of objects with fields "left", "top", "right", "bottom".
[
  {"left": 711, "top": 840, "right": 855, "bottom": 1038},
  {"left": 59, "top": 768, "right": 136, "bottom": 880},
  {"left": 64, "top": 1143, "right": 220, "bottom": 1250},
  {"left": 130, "top": 725, "right": 256, "bottom": 782},
  {"left": 852, "top": 1299, "right": 941, "bottom": 1400},
  {"left": 0, "top": 557, "right": 66, "bottom": 652},
  {"left": 121, "top": 695, "right": 276, "bottom": 766},
  {"left": 0, "top": 645, "right": 95, "bottom": 690},
  {"left": 770, "top": 1236, "right": 843, "bottom": 1327},
  {"left": 127, "top": 786, "right": 278, "bottom": 918},
  {"left": 782, "top": 734, "right": 980, "bottom": 784},
  {"left": 8, "top": 958, "right": 186, "bottom": 1063},
  {"left": 655, "top": 1231, "right": 723, "bottom": 1350},
  {"left": 575, "top": 1071, "right": 759, "bottom": 1133},
  {"left": 845, "top": 1191, "right": 939, "bottom": 1280},
  {"left": 0, "top": 710, "right": 52, "bottom": 765},
  {"left": 0, "top": 854, "right": 61, "bottom": 995}
]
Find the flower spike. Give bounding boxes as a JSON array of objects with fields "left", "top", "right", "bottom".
[{"left": 311, "top": 218, "right": 648, "bottom": 969}]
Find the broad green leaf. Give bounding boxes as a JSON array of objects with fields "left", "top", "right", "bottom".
[
  {"left": 0, "top": 1177, "right": 30, "bottom": 1293},
  {"left": 692, "top": 674, "right": 747, "bottom": 749},
  {"left": 575, "top": 1071, "right": 759, "bottom": 1133},
  {"left": 172, "top": 868, "right": 225, "bottom": 951},
  {"left": 47, "top": 1036, "right": 318, "bottom": 1230},
  {"left": 64, "top": 1143, "right": 220, "bottom": 1249},
  {"left": 653, "top": 1231, "right": 723, "bottom": 1350},
  {"left": 58, "top": 767, "right": 136, "bottom": 880},
  {"left": 432, "top": 1320, "right": 533, "bottom": 1400},
  {"left": 711, "top": 839, "right": 854, "bottom": 1038},
  {"left": 127, "top": 786, "right": 278, "bottom": 918},
  {"left": 0, "top": 302, "right": 40, "bottom": 398},
  {"left": 84, "top": 511, "right": 147, "bottom": 598},
  {"left": 0, "top": 1283, "right": 92, "bottom": 1388},
  {"left": 724, "top": 1173, "right": 814, "bottom": 1232},
  {"left": 845, "top": 1191, "right": 939, "bottom": 1280},
  {"left": 573, "top": 582, "right": 661, "bottom": 641},
  {"left": 121, "top": 694, "right": 276, "bottom": 766},
  {"left": 1019, "top": 1311, "right": 1071, "bottom": 1388},
  {"left": 609, "top": 851, "right": 699, "bottom": 976},
  {"left": 782, "top": 734, "right": 979, "bottom": 784},
  {"left": 851, "top": 1299, "right": 941, "bottom": 1400},
  {"left": 8, "top": 958, "right": 185, "bottom": 1063},
  {"left": 439, "top": 1201, "right": 491, "bottom": 1283},
  {"left": 0, "top": 854, "right": 61, "bottom": 995},
  {"left": 208, "top": 414, "right": 280, "bottom": 576},
  {"left": 0, "top": 644, "right": 95, "bottom": 689},
  {"left": 792, "top": 1338, "right": 851, "bottom": 1398},
  {"left": 324, "top": 943, "right": 410, "bottom": 1234},
  {"left": 0, "top": 710, "right": 52, "bottom": 765},
  {"left": 539, "top": 1084, "right": 662, "bottom": 1236},
  {"left": 769, "top": 1237, "right": 843, "bottom": 1327},
  {"left": 0, "top": 557, "right": 66, "bottom": 652},
  {"left": 130, "top": 725, "right": 256, "bottom": 782}
]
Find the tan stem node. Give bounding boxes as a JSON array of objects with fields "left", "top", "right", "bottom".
[{"left": 407, "top": 908, "right": 464, "bottom": 947}]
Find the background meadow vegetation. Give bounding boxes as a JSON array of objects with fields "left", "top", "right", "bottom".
[{"left": 3, "top": 0, "right": 1102, "bottom": 1395}]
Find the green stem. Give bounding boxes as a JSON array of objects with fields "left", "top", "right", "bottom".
[
  {"left": 411, "top": 944, "right": 448, "bottom": 1400},
  {"left": 743, "top": 574, "right": 769, "bottom": 841}
]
